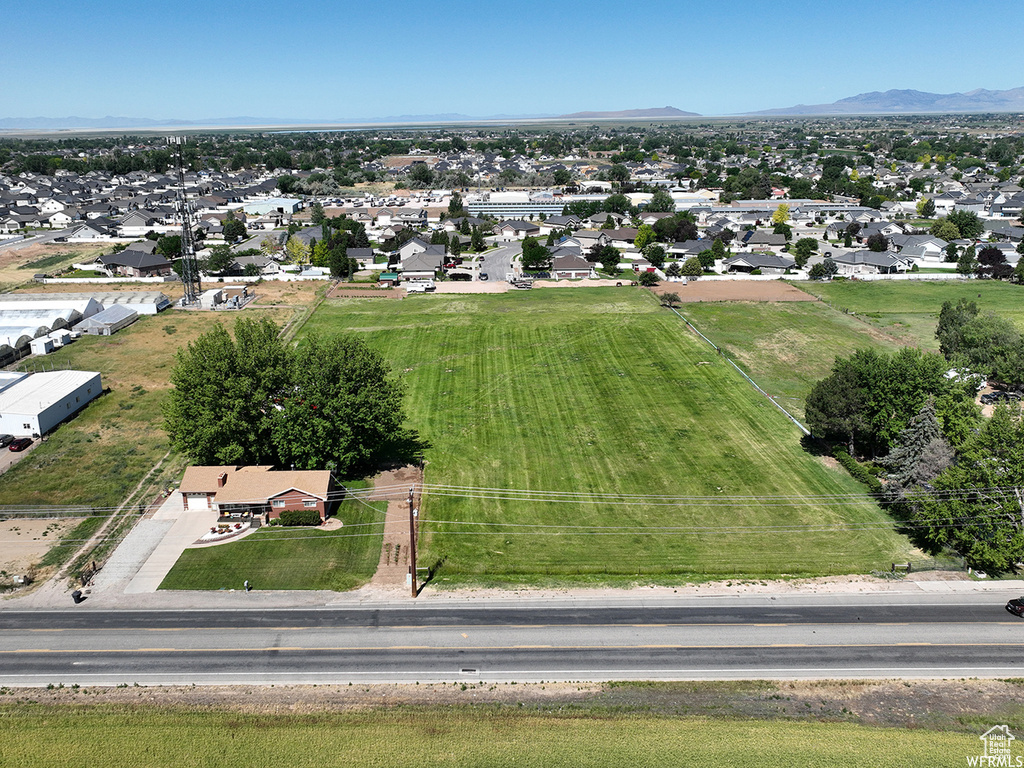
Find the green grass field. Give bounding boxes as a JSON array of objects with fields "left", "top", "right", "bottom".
[
  {"left": 0, "top": 703, "right": 975, "bottom": 768},
  {"left": 159, "top": 484, "right": 386, "bottom": 591},
  {"left": 304, "top": 289, "right": 920, "bottom": 586},
  {"left": 680, "top": 301, "right": 904, "bottom": 421},
  {"left": 797, "top": 280, "right": 1024, "bottom": 348}
]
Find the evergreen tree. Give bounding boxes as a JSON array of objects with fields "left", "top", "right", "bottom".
[{"left": 880, "top": 398, "right": 953, "bottom": 490}]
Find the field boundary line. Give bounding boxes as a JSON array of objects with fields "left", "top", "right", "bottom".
[{"left": 664, "top": 305, "right": 811, "bottom": 436}]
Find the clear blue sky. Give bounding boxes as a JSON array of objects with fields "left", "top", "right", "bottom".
[{"left": 5, "top": 0, "right": 1023, "bottom": 119}]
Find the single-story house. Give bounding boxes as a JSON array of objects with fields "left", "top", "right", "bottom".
[
  {"left": 179, "top": 465, "right": 336, "bottom": 521},
  {"left": 401, "top": 250, "right": 446, "bottom": 280},
  {"left": 829, "top": 250, "right": 914, "bottom": 275},
  {"left": 722, "top": 252, "right": 795, "bottom": 274},
  {"left": 741, "top": 231, "right": 788, "bottom": 249},
  {"left": 97, "top": 250, "right": 174, "bottom": 277},
  {"left": 493, "top": 220, "right": 540, "bottom": 241},
  {"left": 551, "top": 250, "right": 596, "bottom": 280}
]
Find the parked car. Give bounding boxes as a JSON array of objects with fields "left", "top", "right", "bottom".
[
  {"left": 0, "top": 434, "right": 12, "bottom": 447},
  {"left": 1007, "top": 598, "right": 1024, "bottom": 618},
  {"left": 8, "top": 437, "right": 32, "bottom": 452},
  {"left": 480, "top": 272, "right": 489, "bottom": 281}
]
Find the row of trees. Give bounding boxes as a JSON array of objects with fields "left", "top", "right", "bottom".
[
  {"left": 806, "top": 302, "right": 1024, "bottom": 572},
  {"left": 164, "top": 318, "right": 411, "bottom": 477}
]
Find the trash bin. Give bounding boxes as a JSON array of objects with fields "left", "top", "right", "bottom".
[{"left": 71, "top": 590, "right": 83, "bottom": 604}]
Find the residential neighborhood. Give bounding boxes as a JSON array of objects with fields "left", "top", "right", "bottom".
[{"left": 2, "top": 115, "right": 1023, "bottom": 292}]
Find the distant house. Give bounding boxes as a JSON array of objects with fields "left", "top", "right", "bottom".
[
  {"left": 492, "top": 220, "right": 540, "bottom": 241},
  {"left": 722, "top": 252, "right": 795, "bottom": 274},
  {"left": 829, "top": 250, "right": 913, "bottom": 275},
  {"left": 97, "top": 250, "right": 174, "bottom": 277},
  {"left": 741, "top": 231, "right": 787, "bottom": 249},
  {"left": 551, "top": 250, "right": 596, "bottom": 280},
  {"left": 401, "top": 249, "right": 446, "bottom": 280},
  {"left": 179, "top": 465, "right": 335, "bottom": 522}
]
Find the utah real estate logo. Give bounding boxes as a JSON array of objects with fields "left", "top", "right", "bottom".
[{"left": 969, "top": 726, "right": 1023, "bottom": 767}]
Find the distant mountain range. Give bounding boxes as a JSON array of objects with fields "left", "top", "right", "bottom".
[
  {"left": 752, "top": 87, "right": 1024, "bottom": 115},
  {"left": 4, "top": 90, "right": 1024, "bottom": 131},
  {"left": 556, "top": 106, "right": 700, "bottom": 119}
]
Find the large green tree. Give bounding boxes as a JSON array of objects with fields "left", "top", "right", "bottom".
[
  {"left": 271, "top": 334, "right": 406, "bottom": 474},
  {"left": 645, "top": 190, "right": 676, "bottom": 213},
  {"left": 164, "top": 317, "right": 406, "bottom": 477},
  {"left": 164, "top": 317, "right": 289, "bottom": 466},
  {"left": 907, "top": 407, "right": 1024, "bottom": 573}
]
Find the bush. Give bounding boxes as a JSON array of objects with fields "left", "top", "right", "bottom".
[
  {"left": 278, "top": 509, "right": 322, "bottom": 526},
  {"left": 833, "top": 450, "right": 882, "bottom": 493}
]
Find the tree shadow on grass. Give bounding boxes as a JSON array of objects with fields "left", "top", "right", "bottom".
[{"left": 375, "top": 428, "right": 432, "bottom": 472}]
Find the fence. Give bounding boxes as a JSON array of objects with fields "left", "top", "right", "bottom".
[
  {"left": 665, "top": 306, "right": 811, "bottom": 436},
  {"left": 0, "top": 505, "right": 97, "bottom": 519}
]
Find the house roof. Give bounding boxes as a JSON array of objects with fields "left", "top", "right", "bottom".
[
  {"left": 99, "top": 251, "right": 171, "bottom": 270},
  {"left": 180, "top": 465, "right": 333, "bottom": 503},
  {"left": 552, "top": 252, "right": 593, "bottom": 271},
  {"left": 214, "top": 469, "right": 333, "bottom": 504},
  {"left": 723, "top": 253, "right": 795, "bottom": 270}
]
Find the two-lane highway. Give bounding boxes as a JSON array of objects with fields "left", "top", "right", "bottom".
[{"left": 2, "top": 597, "right": 1023, "bottom": 685}]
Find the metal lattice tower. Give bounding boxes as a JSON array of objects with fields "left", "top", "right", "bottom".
[{"left": 169, "top": 136, "right": 202, "bottom": 305}]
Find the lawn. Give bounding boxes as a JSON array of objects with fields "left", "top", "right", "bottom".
[
  {"left": 159, "top": 484, "right": 386, "bottom": 591},
  {"left": 796, "top": 280, "right": 1024, "bottom": 348},
  {"left": 680, "top": 301, "right": 904, "bottom": 421},
  {"left": 1, "top": 703, "right": 975, "bottom": 768},
  {"left": 304, "top": 289, "right": 920, "bottom": 586}
]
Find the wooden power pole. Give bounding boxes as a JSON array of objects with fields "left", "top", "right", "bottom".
[{"left": 408, "top": 487, "right": 418, "bottom": 598}]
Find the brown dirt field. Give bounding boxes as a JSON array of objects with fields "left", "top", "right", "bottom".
[
  {"left": 0, "top": 243, "right": 108, "bottom": 290},
  {"left": 328, "top": 284, "right": 403, "bottom": 299},
  {"left": 649, "top": 280, "right": 818, "bottom": 302},
  {"left": 0, "top": 518, "right": 78, "bottom": 575}
]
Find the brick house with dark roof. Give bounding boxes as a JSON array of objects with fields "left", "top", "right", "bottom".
[{"left": 179, "top": 465, "right": 336, "bottom": 521}]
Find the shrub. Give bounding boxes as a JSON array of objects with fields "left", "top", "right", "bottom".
[
  {"left": 278, "top": 508, "right": 322, "bottom": 526},
  {"left": 833, "top": 450, "right": 882, "bottom": 493}
]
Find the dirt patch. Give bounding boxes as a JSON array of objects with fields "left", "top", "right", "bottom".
[
  {"left": 5, "top": 679, "right": 1023, "bottom": 732},
  {"left": 365, "top": 465, "right": 426, "bottom": 595},
  {"left": 328, "top": 285, "right": 403, "bottom": 299},
  {"left": 649, "top": 280, "right": 818, "bottom": 302},
  {"left": 0, "top": 518, "right": 78, "bottom": 575}
]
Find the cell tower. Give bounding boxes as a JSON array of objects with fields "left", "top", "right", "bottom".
[{"left": 169, "top": 136, "right": 202, "bottom": 305}]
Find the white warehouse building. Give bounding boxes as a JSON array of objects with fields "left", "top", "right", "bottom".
[{"left": 0, "top": 370, "right": 102, "bottom": 436}]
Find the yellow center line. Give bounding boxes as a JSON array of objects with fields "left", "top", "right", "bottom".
[{"left": 3, "top": 641, "right": 1018, "bottom": 654}]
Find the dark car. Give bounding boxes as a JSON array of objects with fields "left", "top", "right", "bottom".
[
  {"left": 8, "top": 437, "right": 32, "bottom": 452},
  {"left": 479, "top": 272, "right": 489, "bottom": 281},
  {"left": 0, "top": 434, "right": 12, "bottom": 447},
  {"left": 1006, "top": 598, "right": 1024, "bottom": 618}
]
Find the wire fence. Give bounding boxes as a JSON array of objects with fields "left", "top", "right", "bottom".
[{"left": 664, "top": 305, "right": 811, "bottom": 436}]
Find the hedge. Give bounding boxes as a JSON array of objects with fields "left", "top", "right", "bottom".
[
  {"left": 833, "top": 449, "right": 883, "bottom": 493},
  {"left": 278, "top": 509, "right": 323, "bottom": 526}
]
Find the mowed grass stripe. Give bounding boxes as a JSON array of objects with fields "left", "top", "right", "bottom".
[{"left": 306, "top": 290, "right": 919, "bottom": 584}]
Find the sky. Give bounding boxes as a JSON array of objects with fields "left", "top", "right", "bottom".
[{"left": 4, "top": 0, "right": 1024, "bottom": 120}]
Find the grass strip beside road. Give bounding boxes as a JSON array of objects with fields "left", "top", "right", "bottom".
[{"left": 1, "top": 702, "right": 975, "bottom": 768}]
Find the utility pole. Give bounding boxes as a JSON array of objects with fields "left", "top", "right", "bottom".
[{"left": 408, "top": 486, "right": 418, "bottom": 598}]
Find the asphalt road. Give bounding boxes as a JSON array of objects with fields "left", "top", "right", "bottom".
[
  {"left": 480, "top": 241, "right": 521, "bottom": 281},
  {"left": 2, "top": 598, "right": 1023, "bottom": 685}
]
